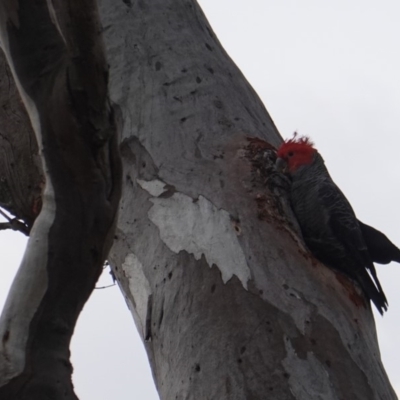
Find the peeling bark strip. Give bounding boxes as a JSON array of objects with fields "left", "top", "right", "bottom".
[
  {"left": 101, "top": 1, "right": 397, "bottom": 399},
  {"left": 138, "top": 178, "right": 251, "bottom": 288},
  {"left": 0, "top": 0, "right": 121, "bottom": 398}
]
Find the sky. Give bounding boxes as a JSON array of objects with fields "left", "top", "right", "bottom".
[{"left": 0, "top": 1, "right": 399, "bottom": 399}]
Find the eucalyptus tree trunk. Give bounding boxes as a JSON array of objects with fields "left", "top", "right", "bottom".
[
  {"left": 100, "top": 1, "right": 397, "bottom": 399},
  {"left": 0, "top": 0, "right": 396, "bottom": 399},
  {"left": 0, "top": 0, "right": 121, "bottom": 398}
]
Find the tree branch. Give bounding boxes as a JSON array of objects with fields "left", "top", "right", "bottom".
[
  {"left": 0, "top": 0, "right": 121, "bottom": 398},
  {"left": 0, "top": 207, "right": 29, "bottom": 235}
]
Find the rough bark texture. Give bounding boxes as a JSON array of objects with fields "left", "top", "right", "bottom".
[
  {"left": 0, "top": 0, "right": 121, "bottom": 398},
  {"left": 0, "top": 0, "right": 396, "bottom": 399}
]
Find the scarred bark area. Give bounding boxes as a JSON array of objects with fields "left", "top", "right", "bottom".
[
  {"left": 99, "top": 1, "right": 396, "bottom": 399},
  {"left": 0, "top": 0, "right": 121, "bottom": 398}
]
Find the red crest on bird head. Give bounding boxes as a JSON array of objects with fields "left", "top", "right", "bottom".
[{"left": 276, "top": 133, "right": 316, "bottom": 172}]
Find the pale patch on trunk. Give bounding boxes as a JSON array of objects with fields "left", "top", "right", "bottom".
[
  {"left": 282, "top": 337, "right": 336, "bottom": 400},
  {"left": 0, "top": 179, "right": 55, "bottom": 384},
  {"left": 121, "top": 253, "right": 152, "bottom": 339},
  {"left": 139, "top": 179, "right": 251, "bottom": 288},
  {"left": 137, "top": 179, "right": 167, "bottom": 197},
  {"left": 0, "top": 84, "right": 55, "bottom": 383}
]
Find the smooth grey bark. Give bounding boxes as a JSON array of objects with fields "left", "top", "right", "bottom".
[
  {"left": 100, "top": 1, "right": 397, "bottom": 400},
  {"left": 0, "top": 0, "right": 396, "bottom": 399},
  {"left": 0, "top": 0, "right": 121, "bottom": 398}
]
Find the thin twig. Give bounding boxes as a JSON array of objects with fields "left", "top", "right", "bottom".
[
  {"left": 95, "top": 283, "right": 116, "bottom": 290},
  {"left": 0, "top": 208, "right": 11, "bottom": 221}
]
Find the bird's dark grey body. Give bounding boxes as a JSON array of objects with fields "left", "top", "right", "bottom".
[{"left": 288, "top": 153, "right": 388, "bottom": 314}]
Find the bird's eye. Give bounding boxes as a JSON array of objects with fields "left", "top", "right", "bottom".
[{"left": 288, "top": 151, "right": 294, "bottom": 157}]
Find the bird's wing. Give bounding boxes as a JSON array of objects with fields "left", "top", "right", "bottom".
[
  {"left": 318, "top": 181, "right": 388, "bottom": 312},
  {"left": 318, "top": 181, "right": 368, "bottom": 260},
  {"left": 318, "top": 180, "right": 387, "bottom": 303}
]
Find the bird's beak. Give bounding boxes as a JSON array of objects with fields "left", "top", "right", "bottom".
[{"left": 275, "top": 157, "right": 288, "bottom": 173}]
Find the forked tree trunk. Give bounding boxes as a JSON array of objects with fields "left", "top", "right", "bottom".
[
  {"left": 0, "top": 0, "right": 121, "bottom": 398},
  {"left": 0, "top": 0, "right": 397, "bottom": 399}
]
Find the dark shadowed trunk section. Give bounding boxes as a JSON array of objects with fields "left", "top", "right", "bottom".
[
  {"left": 0, "top": 0, "right": 121, "bottom": 398},
  {"left": 0, "top": 51, "right": 42, "bottom": 228}
]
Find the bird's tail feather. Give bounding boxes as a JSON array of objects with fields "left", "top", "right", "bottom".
[{"left": 358, "top": 270, "right": 388, "bottom": 315}]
